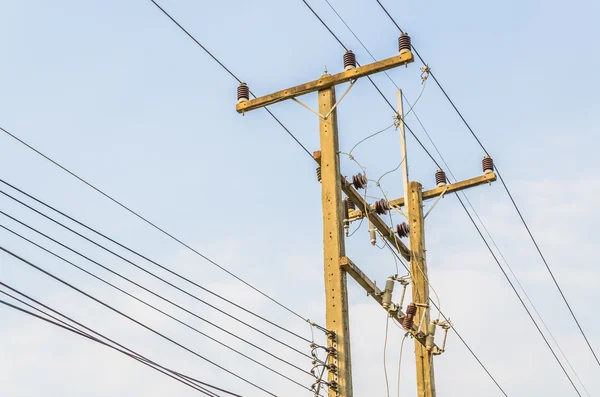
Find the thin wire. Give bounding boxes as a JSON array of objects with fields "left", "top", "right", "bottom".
[
  {"left": 397, "top": 333, "right": 408, "bottom": 397},
  {"left": 348, "top": 123, "right": 395, "bottom": 155},
  {"left": 0, "top": 246, "right": 280, "bottom": 397},
  {"left": 0, "top": 205, "right": 311, "bottom": 361},
  {"left": 0, "top": 296, "right": 226, "bottom": 397},
  {"left": 0, "top": 178, "right": 312, "bottom": 344},
  {"left": 0, "top": 124, "right": 313, "bottom": 331},
  {"left": 0, "top": 287, "right": 224, "bottom": 397},
  {"left": 0, "top": 222, "right": 314, "bottom": 384},
  {"left": 383, "top": 315, "right": 391, "bottom": 397},
  {"left": 150, "top": 0, "right": 313, "bottom": 159},
  {"left": 373, "top": 0, "right": 600, "bottom": 369},
  {"left": 0, "top": 282, "right": 247, "bottom": 397}
]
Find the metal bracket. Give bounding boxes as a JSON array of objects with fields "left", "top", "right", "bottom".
[
  {"left": 423, "top": 186, "right": 449, "bottom": 219},
  {"left": 291, "top": 80, "right": 356, "bottom": 120}
]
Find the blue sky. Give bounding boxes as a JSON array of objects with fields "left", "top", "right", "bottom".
[{"left": 1, "top": 0, "right": 599, "bottom": 396}]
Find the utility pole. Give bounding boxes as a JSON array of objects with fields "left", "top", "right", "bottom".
[{"left": 235, "top": 36, "right": 497, "bottom": 397}]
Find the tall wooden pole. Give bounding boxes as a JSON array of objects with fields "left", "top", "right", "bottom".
[
  {"left": 318, "top": 81, "right": 353, "bottom": 397},
  {"left": 407, "top": 181, "right": 436, "bottom": 397}
]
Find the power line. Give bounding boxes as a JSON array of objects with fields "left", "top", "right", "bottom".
[
  {"left": 0, "top": 178, "right": 312, "bottom": 345},
  {"left": 0, "top": 200, "right": 311, "bottom": 361},
  {"left": 0, "top": 245, "right": 279, "bottom": 397},
  {"left": 0, "top": 289, "right": 232, "bottom": 397},
  {"left": 0, "top": 123, "right": 314, "bottom": 329},
  {"left": 372, "top": 0, "right": 600, "bottom": 369},
  {"left": 0, "top": 222, "right": 315, "bottom": 388},
  {"left": 149, "top": 0, "right": 312, "bottom": 159}
]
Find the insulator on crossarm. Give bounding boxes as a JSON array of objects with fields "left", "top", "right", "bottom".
[
  {"left": 402, "top": 302, "right": 417, "bottom": 329},
  {"left": 237, "top": 82, "right": 250, "bottom": 103},
  {"left": 343, "top": 50, "right": 357, "bottom": 71},
  {"left": 396, "top": 222, "right": 410, "bottom": 238},
  {"left": 482, "top": 156, "right": 494, "bottom": 174},
  {"left": 352, "top": 173, "right": 368, "bottom": 190},
  {"left": 374, "top": 199, "right": 390, "bottom": 215},
  {"left": 435, "top": 169, "right": 447, "bottom": 187},
  {"left": 398, "top": 33, "right": 411, "bottom": 54}
]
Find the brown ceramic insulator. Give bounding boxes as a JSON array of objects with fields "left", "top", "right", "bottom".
[
  {"left": 346, "top": 198, "right": 356, "bottom": 211},
  {"left": 352, "top": 173, "right": 368, "bottom": 190},
  {"left": 398, "top": 33, "right": 411, "bottom": 53},
  {"left": 396, "top": 222, "right": 410, "bottom": 238},
  {"left": 435, "top": 169, "right": 447, "bottom": 186},
  {"left": 482, "top": 156, "right": 494, "bottom": 173},
  {"left": 343, "top": 50, "right": 357, "bottom": 70},
  {"left": 403, "top": 302, "right": 417, "bottom": 329},
  {"left": 237, "top": 82, "right": 250, "bottom": 102},
  {"left": 374, "top": 199, "right": 390, "bottom": 215},
  {"left": 316, "top": 166, "right": 322, "bottom": 182}
]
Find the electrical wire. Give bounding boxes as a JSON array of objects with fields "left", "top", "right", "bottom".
[
  {"left": 0, "top": 290, "right": 233, "bottom": 397},
  {"left": 397, "top": 333, "right": 408, "bottom": 397},
  {"left": 0, "top": 128, "right": 313, "bottom": 336},
  {"left": 383, "top": 315, "right": 391, "bottom": 397},
  {"left": 149, "top": 1, "right": 312, "bottom": 158},
  {"left": 0, "top": 245, "right": 279, "bottom": 397},
  {"left": 0, "top": 178, "right": 312, "bottom": 345},
  {"left": 0, "top": 190, "right": 312, "bottom": 358},
  {"left": 372, "top": 0, "right": 600, "bottom": 369},
  {"left": 348, "top": 123, "right": 395, "bottom": 155},
  {"left": 0, "top": 222, "right": 315, "bottom": 387}
]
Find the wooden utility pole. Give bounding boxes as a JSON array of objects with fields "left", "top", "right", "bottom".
[
  {"left": 236, "top": 42, "right": 497, "bottom": 397},
  {"left": 407, "top": 181, "right": 435, "bottom": 397},
  {"left": 318, "top": 84, "right": 353, "bottom": 396}
]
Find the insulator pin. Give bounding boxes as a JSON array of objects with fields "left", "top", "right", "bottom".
[
  {"left": 237, "top": 82, "right": 250, "bottom": 103},
  {"left": 374, "top": 199, "right": 391, "bottom": 215},
  {"left": 382, "top": 277, "right": 395, "bottom": 309},
  {"left": 398, "top": 33, "right": 412, "bottom": 54},
  {"left": 482, "top": 156, "right": 494, "bottom": 174},
  {"left": 316, "top": 166, "right": 322, "bottom": 182},
  {"left": 352, "top": 173, "right": 368, "bottom": 190},
  {"left": 435, "top": 169, "right": 446, "bottom": 187},
  {"left": 343, "top": 50, "right": 357, "bottom": 70},
  {"left": 396, "top": 222, "right": 410, "bottom": 238},
  {"left": 402, "top": 302, "right": 417, "bottom": 329}
]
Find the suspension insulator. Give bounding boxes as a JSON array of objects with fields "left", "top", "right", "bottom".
[
  {"left": 402, "top": 302, "right": 417, "bottom": 329},
  {"left": 396, "top": 222, "right": 410, "bottom": 238},
  {"left": 343, "top": 50, "right": 357, "bottom": 70},
  {"left": 352, "top": 173, "right": 368, "bottom": 190},
  {"left": 375, "top": 199, "right": 391, "bottom": 215},
  {"left": 398, "top": 33, "right": 412, "bottom": 54},
  {"left": 237, "top": 82, "right": 250, "bottom": 102},
  {"left": 435, "top": 169, "right": 447, "bottom": 187},
  {"left": 482, "top": 156, "right": 494, "bottom": 174},
  {"left": 316, "top": 166, "right": 322, "bottom": 182},
  {"left": 346, "top": 198, "right": 356, "bottom": 211}
]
